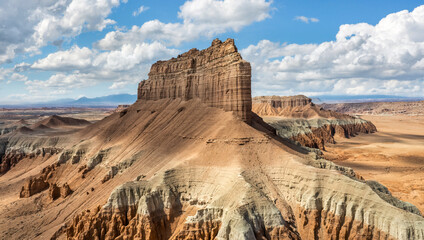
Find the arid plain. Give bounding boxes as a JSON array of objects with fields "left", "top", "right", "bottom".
[{"left": 324, "top": 114, "right": 424, "bottom": 214}]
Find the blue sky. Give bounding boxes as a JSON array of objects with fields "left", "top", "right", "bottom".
[{"left": 1, "top": 0, "right": 424, "bottom": 104}]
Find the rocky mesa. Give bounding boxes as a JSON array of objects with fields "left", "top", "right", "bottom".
[
  {"left": 253, "top": 95, "right": 377, "bottom": 150},
  {"left": 138, "top": 38, "right": 252, "bottom": 123}
]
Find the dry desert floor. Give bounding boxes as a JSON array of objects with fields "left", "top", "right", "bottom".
[{"left": 324, "top": 115, "right": 424, "bottom": 214}]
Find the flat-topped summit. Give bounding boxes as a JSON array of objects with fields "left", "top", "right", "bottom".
[
  {"left": 253, "top": 95, "right": 312, "bottom": 108},
  {"left": 137, "top": 38, "right": 252, "bottom": 122}
]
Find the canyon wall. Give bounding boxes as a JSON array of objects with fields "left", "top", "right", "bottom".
[{"left": 138, "top": 38, "right": 252, "bottom": 123}]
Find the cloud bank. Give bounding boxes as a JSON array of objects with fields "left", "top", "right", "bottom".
[
  {"left": 241, "top": 5, "right": 424, "bottom": 97},
  {"left": 0, "top": 0, "right": 125, "bottom": 64}
]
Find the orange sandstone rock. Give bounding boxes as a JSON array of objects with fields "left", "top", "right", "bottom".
[{"left": 138, "top": 38, "right": 252, "bottom": 123}]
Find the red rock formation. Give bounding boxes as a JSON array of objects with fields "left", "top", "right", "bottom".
[
  {"left": 66, "top": 203, "right": 300, "bottom": 240},
  {"left": 294, "top": 207, "right": 395, "bottom": 240},
  {"left": 49, "top": 183, "right": 61, "bottom": 200},
  {"left": 19, "top": 164, "right": 57, "bottom": 198},
  {"left": 115, "top": 105, "right": 130, "bottom": 112},
  {"left": 32, "top": 115, "right": 91, "bottom": 129},
  {"left": 66, "top": 198, "right": 395, "bottom": 240},
  {"left": 62, "top": 41, "right": 421, "bottom": 240},
  {"left": 253, "top": 95, "right": 346, "bottom": 119},
  {"left": 19, "top": 176, "right": 50, "bottom": 198},
  {"left": 19, "top": 163, "right": 72, "bottom": 200},
  {"left": 0, "top": 150, "right": 26, "bottom": 174},
  {"left": 49, "top": 182, "right": 72, "bottom": 200},
  {"left": 61, "top": 183, "right": 72, "bottom": 198},
  {"left": 2, "top": 38, "right": 419, "bottom": 240},
  {"left": 137, "top": 38, "right": 252, "bottom": 123}
]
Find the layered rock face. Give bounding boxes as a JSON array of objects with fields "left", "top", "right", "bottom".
[
  {"left": 138, "top": 38, "right": 252, "bottom": 123},
  {"left": 0, "top": 146, "right": 62, "bottom": 175},
  {"left": 252, "top": 95, "right": 377, "bottom": 150},
  {"left": 67, "top": 160, "right": 423, "bottom": 240},
  {"left": 267, "top": 118, "right": 377, "bottom": 150},
  {"left": 253, "top": 95, "right": 312, "bottom": 109}
]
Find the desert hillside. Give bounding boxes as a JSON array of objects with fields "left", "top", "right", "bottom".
[{"left": 324, "top": 114, "right": 424, "bottom": 215}]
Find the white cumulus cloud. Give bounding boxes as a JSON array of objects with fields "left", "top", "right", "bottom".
[
  {"left": 0, "top": 67, "right": 27, "bottom": 83},
  {"left": 32, "top": 46, "right": 95, "bottom": 71},
  {"left": 0, "top": 0, "right": 124, "bottom": 64},
  {"left": 241, "top": 5, "right": 424, "bottom": 97},
  {"left": 26, "top": 42, "right": 179, "bottom": 94},
  {"left": 97, "top": 0, "right": 272, "bottom": 49}
]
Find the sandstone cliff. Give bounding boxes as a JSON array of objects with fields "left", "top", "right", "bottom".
[
  {"left": 253, "top": 95, "right": 377, "bottom": 150},
  {"left": 138, "top": 38, "right": 252, "bottom": 123}
]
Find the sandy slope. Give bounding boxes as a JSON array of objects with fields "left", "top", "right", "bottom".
[
  {"left": 0, "top": 99, "right": 301, "bottom": 239},
  {"left": 324, "top": 115, "right": 424, "bottom": 214},
  {"left": 0, "top": 99, "right": 423, "bottom": 239}
]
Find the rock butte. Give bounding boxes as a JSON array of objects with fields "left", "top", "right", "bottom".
[
  {"left": 253, "top": 95, "right": 312, "bottom": 109},
  {"left": 252, "top": 95, "right": 377, "bottom": 150},
  {"left": 138, "top": 38, "right": 252, "bottom": 123},
  {"left": 0, "top": 39, "right": 422, "bottom": 240}
]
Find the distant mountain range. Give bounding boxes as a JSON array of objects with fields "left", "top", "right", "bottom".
[
  {"left": 1, "top": 94, "right": 423, "bottom": 108},
  {"left": 0, "top": 94, "right": 137, "bottom": 108},
  {"left": 310, "top": 95, "right": 424, "bottom": 104}
]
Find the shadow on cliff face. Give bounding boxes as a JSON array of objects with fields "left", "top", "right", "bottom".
[{"left": 249, "top": 113, "right": 311, "bottom": 155}]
